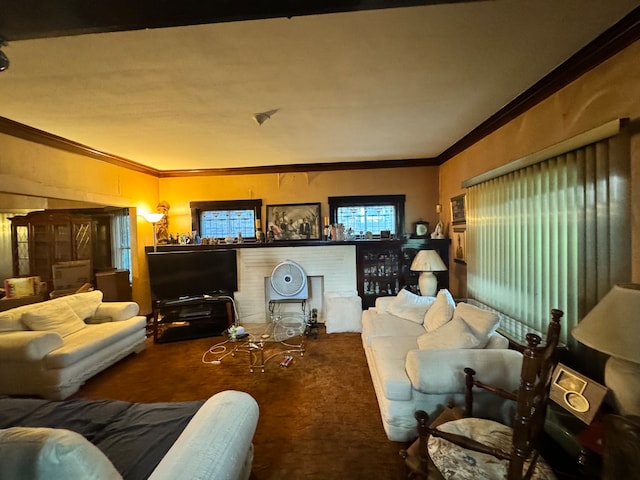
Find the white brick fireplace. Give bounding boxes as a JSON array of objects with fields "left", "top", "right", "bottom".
[{"left": 234, "top": 245, "right": 357, "bottom": 323}]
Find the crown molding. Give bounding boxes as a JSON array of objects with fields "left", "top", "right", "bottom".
[
  {"left": 1, "top": 7, "right": 638, "bottom": 176},
  {"left": 0, "top": 116, "right": 158, "bottom": 176},
  {"left": 438, "top": 6, "right": 640, "bottom": 163}
]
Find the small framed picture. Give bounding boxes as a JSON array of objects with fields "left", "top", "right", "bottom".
[
  {"left": 550, "top": 363, "right": 608, "bottom": 424},
  {"left": 453, "top": 225, "right": 466, "bottom": 264},
  {"left": 266, "top": 203, "right": 322, "bottom": 241},
  {"left": 450, "top": 194, "right": 466, "bottom": 225}
]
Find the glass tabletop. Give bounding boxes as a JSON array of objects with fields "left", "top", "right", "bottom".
[{"left": 240, "top": 314, "right": 307, "bottom": 343}]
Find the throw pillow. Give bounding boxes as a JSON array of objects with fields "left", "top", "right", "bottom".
[
  {"left": 64, "top": 290, "right": 103, "bottom": 321},
  {"left": 417, "top": 317, "right": 483, "bottom": 350},
  {"left": 387, "top": 289, "right": 436, "bottom": 324},
  {"left": 423, "top": 289, "right": 456, "bottom": 332},
  {"left": 0, "top": 427, "right": 122, "bottom": 480},
  {"left": 454, "top": 302, "right": 500, "bottom": 347},
  {"left": 22, "top": 301, "right": 86, "bottom": 337}
]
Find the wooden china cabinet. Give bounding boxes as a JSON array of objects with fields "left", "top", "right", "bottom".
[
  {"left": 10, "top": 211, "right": 112, "bottom": 291},
  {"left": 356, "top": 238, "right": 450, "bottom": 309}
]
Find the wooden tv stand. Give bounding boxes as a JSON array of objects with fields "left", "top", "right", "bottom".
[{"left": 152, "top": 296, "right": 234, "bottom": 343}]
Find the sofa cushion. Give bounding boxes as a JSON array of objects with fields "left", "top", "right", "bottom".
[
  {"left": 454, "top": 302, "right": 500, "bottom": 347},
  {"left": 44, "top": 316, "right": 147, "bottom": 369},
  {"left": 369, "top": 336, "right": 418, "bottom": 401},
  {"left": 64, "top": 290, "right": 104, "bottom": 321},
  {"left": 0, "top": 427, "right": 122, "bottom": 480},
  {"left": 428, "top": 418, "right": 556, "bottom": 480},
  {"left": 21, "top": 302, "right": 86, "bottom": 338},
  {"left": 374, "top": 296, "right": 396, "bottom": 314},
  {"left": 423, "top": 289, "right": 455, "bottom": 332},
  {"left": 417, "top": 317, "right": 483, "bottom": 350},
  {"left": 386, "top": 289, "right": 436, "bottom": 324},
  {"left": 405, "top": 348, "right": 524, "bottom": 394},
  {"left": 361, "top": 310, "right": 426, "bottom": 347}
]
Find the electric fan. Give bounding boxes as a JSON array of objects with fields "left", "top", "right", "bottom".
[{"left": 268, "top": 260, "right": 308, "bottom": 301}]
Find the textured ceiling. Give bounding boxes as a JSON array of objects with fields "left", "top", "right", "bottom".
[{"left": 0, "top": 1, "right": 638, "bottom": 172}]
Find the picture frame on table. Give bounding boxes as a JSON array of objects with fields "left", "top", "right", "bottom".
[
  {"left": 266, "top": 203, "right": 322, "bottom": 241},
  {"left": 549, "top": 363, "right": 608, "bottom": 424},
  {"left": 450, "top": 194, "right": 466, "bottom": 225}
]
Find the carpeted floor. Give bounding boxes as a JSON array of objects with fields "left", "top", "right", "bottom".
[{"left": 74, "top": 327, "right": 411, "bottom": 479}]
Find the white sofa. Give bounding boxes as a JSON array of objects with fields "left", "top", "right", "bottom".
[
  {"left": 0, "top": 290, "right": 147, "bottom": 399},
  {"left": 0, "top": 390, "right": 260, "bottom": 480},
  {"left": 362, "top": 288, "right": 524, "bottom": 442}
]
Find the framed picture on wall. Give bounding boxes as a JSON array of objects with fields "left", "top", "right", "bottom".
[
  {"left": 266, "top": 203, "right": 322, "bottom": 241},
  {"left": 450, "top": 194, "right": 466, "bottom": 225},
  {"left": 453, "top": 225, "right": 466, "bottom": 264}
]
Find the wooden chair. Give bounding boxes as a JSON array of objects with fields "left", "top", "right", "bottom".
[{"left": 400, "top": 309, "right": 563, "bottom": 480}]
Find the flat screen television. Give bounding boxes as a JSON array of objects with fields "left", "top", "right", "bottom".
[{"left": 146, "top": 249, "right": 238, "bottom": 301}]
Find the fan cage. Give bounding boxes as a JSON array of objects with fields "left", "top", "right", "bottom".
[{"left": 270, "top": 260, "right": 308, "bottom": 298}]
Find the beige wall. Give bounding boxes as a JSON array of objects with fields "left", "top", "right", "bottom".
[
  {"left": 0, "top": 133, "right": 438, "bottom": 313},
  {"left": 439, "top": 39, "right": 640, "bottom": 298},
  {"left": 0, "top": 133, "right": 160, "bottom": 311},
  {"left": 158, "top": 167, "right": 439, "bottom": 237},
  {"left": 4, "top": 38, "right": 639, "bottom": 311}
]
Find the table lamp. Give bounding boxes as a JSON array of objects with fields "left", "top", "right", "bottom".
[
  {"left": 572, "top": 283, "right": 640, "bottom": 416},
  {"left": 143, "top": 212, "right": 165, "bottom": 252},
  {"left": 410, "top": 250, "right": 447, "bottom": 296}
]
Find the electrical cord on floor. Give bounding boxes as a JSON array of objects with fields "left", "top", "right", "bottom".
[{"left": 201, "top": 296, "right": 273, "bottom": 366}]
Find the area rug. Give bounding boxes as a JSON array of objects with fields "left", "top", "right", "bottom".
[{"left": 74, "top": 328, "right": 410, "bottom": 479}]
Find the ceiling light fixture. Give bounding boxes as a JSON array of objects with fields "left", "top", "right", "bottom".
[
  {"left": 252, "top": 108, "right": 279, "bottom": 126},
  {"left": 0, "top": 37, "right": 9, "bottom": 72}
]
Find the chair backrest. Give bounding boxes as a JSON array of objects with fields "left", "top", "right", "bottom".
[
  {"left": 509, "top": 308, "right": 563, "bottom": 479},
  {"left": 403, "top": 309, "right": 564, "bottom": 480}
]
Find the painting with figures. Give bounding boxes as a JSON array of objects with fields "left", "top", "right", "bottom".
[{"left": 266, "top": 203, "right": 322, "bottom": 241}]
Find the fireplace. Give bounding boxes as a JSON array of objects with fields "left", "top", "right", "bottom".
[{"left": 234, "top": 246, "right": 357, "bottom": 323}]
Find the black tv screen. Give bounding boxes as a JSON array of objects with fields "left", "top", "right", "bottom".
[{"left": 146, "top": 249, "right": 238, "bottom": 301}]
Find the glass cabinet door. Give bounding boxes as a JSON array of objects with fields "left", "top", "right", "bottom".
[
  {"left": 14, "top": 225, "right": 30, "bottom": 276},
  {"left": 52, "top": 222, "right": 73, "bottom": 263},
  {"left": 72, "top": 220, "right": 92, "bottom": 260},
  {"left": 31, "top": 223, "right": 53, "bottom": 280}
]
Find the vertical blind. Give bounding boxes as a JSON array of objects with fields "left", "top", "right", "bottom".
[{"left": 466, "top": 134, "right": 630, "bottom": 346}]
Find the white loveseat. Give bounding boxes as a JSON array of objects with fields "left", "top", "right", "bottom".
[
  {"left": 362, "top": 288, "right": 524, "bottom": 441},
  {"left": 0, "top": 290, "right": 147, "bottom": 399}
]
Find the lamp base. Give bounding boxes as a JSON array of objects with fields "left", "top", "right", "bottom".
[
  {"left": 417, "top": 272, "right": 437, "bottom": 297},
  {"left": 605, "top": 357, "right": 640, "bottom": 416}
]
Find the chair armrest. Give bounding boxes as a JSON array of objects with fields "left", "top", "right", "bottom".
[
  {"left": 405, "top": 348, "right": 523, "bottom": 394},
  {"left": 95, "top": 302, "right": 140, "bottom": 321},
  {"left": 149, "top": 390, "right": 259, "bottom": 480},
  {"left": 0, "top": 331, "right": 63, "bottom": 361}
]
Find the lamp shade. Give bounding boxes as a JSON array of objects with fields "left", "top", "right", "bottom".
[
  {"left": 143, "top": 212, "right": 164, "bottom": 224},
  {"left": 572, "top": 283, "right": 640, "bottom": 364},
  {"left": 410, "top": 250, "right": 447, "bottom": 272}
]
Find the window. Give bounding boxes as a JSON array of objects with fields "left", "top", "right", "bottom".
[
  {"left": 328, "top": 195, "right": 405, "bottom": 237},
  {"left": 191, "top": 200, "right": 262, "bottom": 239},
  {"left": 111, "top": 209, "right": 131, "bottom": 279},
  {"left": 466, "top": 133, "right": 630, "bottom": 346}
]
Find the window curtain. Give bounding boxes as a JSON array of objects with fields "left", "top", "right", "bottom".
[
  {"left": 111, "top": 209, "right": 131, "bottom": 279},
  {"left": 466, "top": 134, "right": 630, "bottom": 346}
]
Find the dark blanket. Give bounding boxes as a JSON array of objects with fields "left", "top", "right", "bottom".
[{"left": 0, "top": 397, "right": 205, "bottom": 480}]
